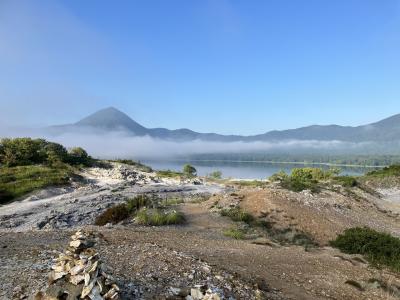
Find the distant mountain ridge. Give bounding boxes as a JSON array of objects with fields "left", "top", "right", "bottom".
[{"left": 48, "top": 107, "right": 400, "bottom": 142}]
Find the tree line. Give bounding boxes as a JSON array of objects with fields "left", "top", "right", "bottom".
[{"left": 0, "top": 137, "right": 92, "bottom": 167}]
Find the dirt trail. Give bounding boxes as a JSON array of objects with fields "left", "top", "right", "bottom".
[{"left": 179, "top": 203, "right": 232, "bottom": 231}]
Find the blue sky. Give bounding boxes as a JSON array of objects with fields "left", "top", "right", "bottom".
[{"left": 0, "top": 0, "right": 399, "bottom": 134}]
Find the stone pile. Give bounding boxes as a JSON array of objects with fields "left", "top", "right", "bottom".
[{"left": 37, "top": 230, "right": 119, "bottom": 300}]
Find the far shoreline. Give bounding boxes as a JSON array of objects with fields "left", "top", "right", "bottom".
[{"left": 145, "top": 158, "right": 386, "bottom": 169}]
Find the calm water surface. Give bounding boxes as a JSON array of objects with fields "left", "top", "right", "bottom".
[{"left": 143, "top": 160, "right": 380, "bottom": 179}]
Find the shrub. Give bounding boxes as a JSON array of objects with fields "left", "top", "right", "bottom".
[
  {"left": 334, "top": 176, "right": 358, "bottom": 187},
  {"left": 0, "top": 138, "right": 92, "bottom": 167},
  {"left": 95, "top": 195, "right": 184, "bottom": 226},
  {"left": 330, "top": 227, "right": 400, "bottom": 272},
  {"left": 0, "top": 138, "right": 47, "bottom": 166},
  {"left": 126, "top": 194, "right": 154, "bottom": 212},
  {"left": 94, "top": 204, "right": 130, "bottom": 225},
  {"left": 68, "top": 147, "right": 92, "bottom": 166},
  {"left": 135, "top": 208, "right": 185, "bottom": 226},
  {"left": 269, "top": 170, "right": 288, "bottom": 182},
  {"left": 183, "top": 164, "right": 197, "bottom": 177},
  {"left": 223, "top": 227, "right": 246, "bottom": 240},
  {"left": 270, "top": 167, "right": 340, "bottom": 193},
  {"left": 45, "top": 142, "right": 69, "bottom": 165},
  {"left": 95, "top": 204, "right": 130, "bottom": 226},
  {"left": 367, "top": 165, "right": 400, "bottom": 177},
  {"left": 291, "top": 167, "right": 338, "bottom": 182},
  {"left": 220, "top": 208, "right": 254, "bottom": 224},
  {"left": 280, "top": 176, "right": 319, "bottom": 193},
  {"left": 208, "top": 171, "right": 222, "bottom": 179}
]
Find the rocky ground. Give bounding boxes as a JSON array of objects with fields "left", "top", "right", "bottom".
[
  {"left": 0, "top": 163, "right": 224, "bottom": 232},
  {"left": 1, "top": 163, "right": 400, "bottom": 299}
]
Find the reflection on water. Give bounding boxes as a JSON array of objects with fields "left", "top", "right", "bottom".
[{"left": 143, "top": 160, "right": 380, "bottom": 179}]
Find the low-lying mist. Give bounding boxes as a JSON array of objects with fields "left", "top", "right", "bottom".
[{"left": 1, "top": 126, "right": 398, "bottom": 160}]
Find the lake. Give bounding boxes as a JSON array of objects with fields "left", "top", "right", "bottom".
[{"left": 143, "top": 160, "right": 380, "bottom": 179}]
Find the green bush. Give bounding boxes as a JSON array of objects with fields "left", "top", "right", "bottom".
[
  {"left": 94, "top": 204, "right": 130, "bottom": 225},
  {"left": 183, "top": 164, "right": 197, "bottom": 177},
  {"left": 270, "top": 167, "right": 340, "bottom": 192},
  {"left": 0, "top": 138, "right": 47, "bottom": 166},
  {"left": 269, "top": 170, "right": 289, "bottom": 182},
  {"left": 291, "top": 167, "right": 339, "bottom": 181},
  {"left": 126, "top": 194, "right": 154, "bottom": 212},
  {"left": 223, "top": 227, "right": 246, "bottom": 239},
  {"left": 0, "top": 138, "right": 92, "bottom": 167},
  {"left": 45, "top": 142, "right": 69, "bottom": 165},
  {"left": 95, "top": 195, "right": 184, "bottom": 226},
  {"left": 208, "top": 170, "right": 222, "bottom": 179},
  {"left": 367, "top": 165, "right": 400, "bottom": 177},
  {"left": 330, "top": 227, "right": 400, "bottom": 272},
  {"left": 220, "top": 208, "right": 254, "bottom": 224},
  {"left": 135, "top": 208, "right": 185, "bottom": 226},
  {"left": 334, "top": 176, "right": 358, "bottom": 187},
  {"left": 280, "top": 177, "right": 320, "bottom": 193},
  {"left": 67, "top": 147, "right": 92, "bottom": 166}
]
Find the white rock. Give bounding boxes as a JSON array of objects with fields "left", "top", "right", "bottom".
[
  {"left": 84, "top": 273, "right": 91, "bottom": 286},
  {"left": 70, "top": 274, "right": 85, "bottom": 285},
  {"left": 49, "top": 271, "right": 67, "bottom": 283},
  {"left": 70, "top": 264, "right": 84, "bottom": 275},
  {"left": 169, "top": 287, "right": 181, "bottom": 295},
  {"left": 70, "top": 240, "right": 84, "bottom": 249},
  {"left": 191, "top": 288, "right": 204, "bottom": 300}
]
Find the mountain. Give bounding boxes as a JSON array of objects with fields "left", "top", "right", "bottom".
[
  {"left": 75, "top": 107, "right": 148, "bottom": 135},
  {"left": 48, "top": 107, "right": 400, "bottom": 142}
]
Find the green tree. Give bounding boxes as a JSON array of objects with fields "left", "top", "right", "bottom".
[
  {"left": 68, "top": 147, "right": 92, "bottom": 166},
  {"left": 45, "top": 142, "right": 68, "bottom": 164},
  {"left": 0, "top": 138, "right": 47, "bottom": 166},
  {"left": 183, "top": 164, "right": 197, "bottom": 177}
]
